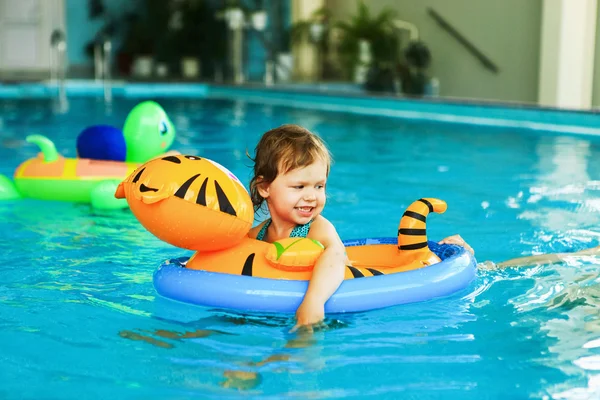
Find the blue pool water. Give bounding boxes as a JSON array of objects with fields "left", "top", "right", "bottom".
[{"left": 1, "top": 95, "right": 600, "bottom": 399}]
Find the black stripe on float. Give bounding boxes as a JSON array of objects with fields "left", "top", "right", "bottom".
[
  {"left": 419, "top": 198, "right": 434, "bottom": 212},
  {"left": 347, "top": 265, "right": 365, "bottom": 278},
  {"left": 398, "top": 242, "right": 428, "bottom": 250},
  {"left": 174, "top": 174, "right": 201, "bottom": 199},
  {"left": 403, "top": 210, "right": 426, "bottom": 222},
  {"left": 398, "top": 228, "right": 427, "bottom": 236},
  {"left": 139, "top": 184, "right": 158, "bottom": 193},
  {"left": 241, "top": 253, "right": 255, "bottom": 276},
  {"left": 162, "top": 156, "right": 182, "bottom": 164},
  {"left": 132, "top": 168, "right": 145, "bottom": 183},
  {"left": 366, "top": 268, "right": 383, "bottom": 276},
  {"left": 214, "top": 181, "right": 237, "bottom": 216},
  {"left": 196, "top": 177, "right": 208, "bottom": 205}
]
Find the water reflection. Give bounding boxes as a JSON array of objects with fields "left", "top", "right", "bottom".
[
  {"left": 521, "top": 136, "right": 598, "bottom": 231},
  {"left": 507, "top": 256, "right": 600, "bottom": 399}
]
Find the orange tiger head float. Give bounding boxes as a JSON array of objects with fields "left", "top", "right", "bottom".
[{"left": 115, "top": 154, "right": 253, "bottom": 252}]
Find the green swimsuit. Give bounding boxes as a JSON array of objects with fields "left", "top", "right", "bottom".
[{"left": 256, "top": 219, "right": 313, "bottom": 241}]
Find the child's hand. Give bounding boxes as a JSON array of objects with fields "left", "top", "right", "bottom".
[
  {"left": 291, "top": 297, "right": 324, "bottom": 332},
  {"left": 438, "top": 234, "right": 475, "bottom": 255}
]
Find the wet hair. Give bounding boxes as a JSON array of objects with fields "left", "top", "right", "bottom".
[{"left": 249, "top": 124, "right": 332, "bottom": 212}]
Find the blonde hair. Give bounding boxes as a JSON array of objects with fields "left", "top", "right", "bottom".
[{"left": 249, "top": 124, "right": 332, "bottom": 212}]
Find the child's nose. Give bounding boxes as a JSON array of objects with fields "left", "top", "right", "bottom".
[{"left": 303, "top": 191, "right": 316, "bottom": 201}]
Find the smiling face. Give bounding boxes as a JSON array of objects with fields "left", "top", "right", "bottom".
[
  {"left": 258, "top": 158, "right": 328, "bottom": 228},
  {"left": 115, "top": 154, "right": 253, "bottom": 251}
]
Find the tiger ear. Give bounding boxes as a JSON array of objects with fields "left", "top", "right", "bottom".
[{"left": 114, "top": 181, "right": 125, "bottom": 199}]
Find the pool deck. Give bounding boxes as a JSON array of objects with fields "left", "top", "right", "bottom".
[{"left": 1, "top": 80, "right": 600, "bottom": 137}]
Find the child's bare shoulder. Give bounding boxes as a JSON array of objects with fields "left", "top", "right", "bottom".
[
  {"left": 307, "top": 216, "right": 340, "bottom": 244},
  {"left": 309, "top": 215, "right": 333, "bottom": 230},
  {"left": 248, "top": 220, "right": 268, "bottom": 239}
]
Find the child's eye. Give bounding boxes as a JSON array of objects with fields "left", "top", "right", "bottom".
[
  {"left": 316, "top": 185, "right": 325, "bottom": 190},
  {"left": 292, "top": 185, "right": 303, "bottom": 189}
]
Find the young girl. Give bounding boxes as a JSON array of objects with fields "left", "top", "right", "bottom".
[
  {"left": 247, "top": 125, "right": 483, "bottom": 330},
  {"left": 247, "top": 124, "right": 347, "bottom": 330}
]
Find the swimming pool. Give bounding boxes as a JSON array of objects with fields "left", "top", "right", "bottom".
[{"left": 1, "top": 88, "right": 600, "bottom": 398}]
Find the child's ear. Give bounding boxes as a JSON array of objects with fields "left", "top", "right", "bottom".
[{"left": 256, "top": 177, "right": 269, "bottom": 198}]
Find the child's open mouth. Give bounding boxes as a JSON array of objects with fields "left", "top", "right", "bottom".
[{"left": 295, "top": 206, "right": 314, "bottom": 216}]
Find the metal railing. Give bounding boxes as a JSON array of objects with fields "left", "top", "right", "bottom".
[
  {"left": 224, "top": 8, "right": 279, "bottom": 86},
  {"left": 50, "top": 28, "right": 67, "bottom": 103},
  {"left": 427, "top": 8, "right": 499, "bottom": 74},
  {"left": 94, "top": 34, "right": 112, "bottom": 102}
]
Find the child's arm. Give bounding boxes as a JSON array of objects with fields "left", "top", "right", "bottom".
[{"left": 293, "top": 218, "right": 346, "bottom": 330}]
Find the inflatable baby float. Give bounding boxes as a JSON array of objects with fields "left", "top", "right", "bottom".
[
  {"left": 0, "top": 135, "right": 138, "bottom": 209},
  {"left": 115, "top": 154, "right": 477, "bottom": 313},
  {"left": 0, "top": 101, "right": 176, "bottom": 209},
  {"left": 76, "top": 100, "right": 176, "bottom": 163}
]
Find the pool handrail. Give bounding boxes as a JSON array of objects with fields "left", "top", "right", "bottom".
[{"left": 427, "top": 8, "right": 499, "bottom": 74}]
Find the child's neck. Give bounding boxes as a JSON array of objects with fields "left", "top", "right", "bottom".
[{"left": 266, "top": 216, "right": 297, "bottom": 242}]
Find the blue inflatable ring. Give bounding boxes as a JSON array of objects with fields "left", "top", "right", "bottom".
[{"left": 153, "top": 239, "right": 477, "bottom": 313}]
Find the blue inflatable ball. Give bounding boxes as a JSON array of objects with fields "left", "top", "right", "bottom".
[{"left": 76, "top": 125, "right": 126, "bottom": 162}]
